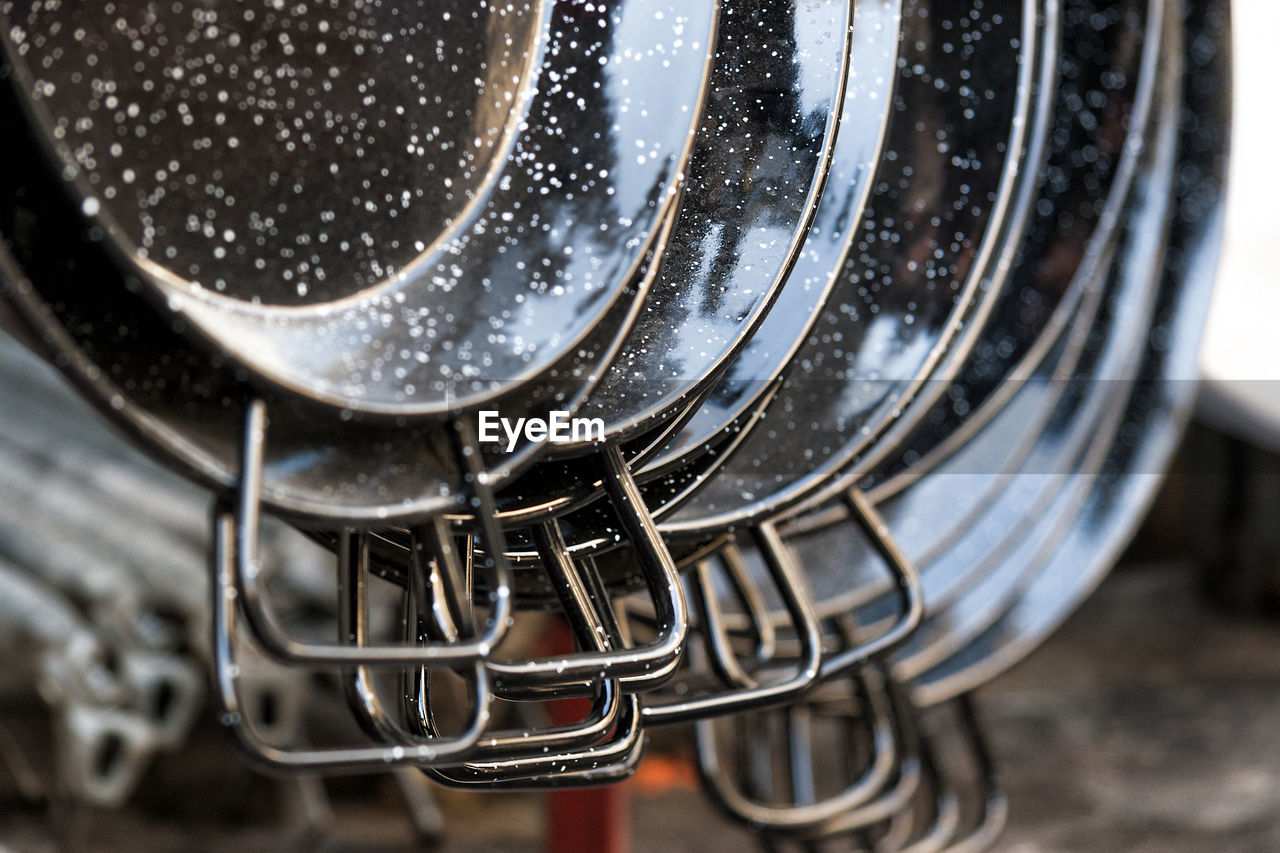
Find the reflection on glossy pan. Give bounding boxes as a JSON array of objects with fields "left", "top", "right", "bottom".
[
  {"left": 565, "top": 0, "right": 855, "bottom": 446},
  {"left": 672, "top": 232, "right": 1092, "bottom": 645},
  {"left": 886, "top": 0, "right": 1177, "bottom": 686},
  {"left": 663, "top": 0, "right": 1046, "bottom": 539},
  {"left": 861, "top": 0, "right": 1159, "bottom": 495},
  {"left": 913, "top": 0, "right": 1228, "bottom": 706},
  {"left": 778, "top": 0, "right": 1161, "bottom": 606},
  {"left": 789, "top": 310, "right": 1094, "bottom": 626},
  {"left": 3, "top": 0, "right": 714, "bottom": 415},
  {"left": 643, "top": 0, "right": 902, "bottom": 476},
  {"left": 445, "top": 0, "right": 858, "bottom": 519},
  {"left": 696, "top": 667, "right": 923, "bottom": 833},
  {"left": 0, "top": 0, "right": 719, "bottom": 521}
]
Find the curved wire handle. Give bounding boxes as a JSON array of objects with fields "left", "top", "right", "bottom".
[
  {"left": 636, "top": 485, "right": 920, "bottom": 726},
  {"left": 211, "top": 510, "right": 493, "bottom": 772},
  {"left": 421, "top": 522, "right": 648, "bottom": 787},
  {"left": 338, "top": 513, "right": 652, "bottom": 784},
  {"left": 942, "top": 695, "right": 1007, "bottom": 853},
  {"left": 769, "top": 694, "right": 1007, "bottom": 852},
  {"left": 818, "top": 488, "right": 924, "bottom": 679},
  {"left": 485, "top": 445, "right": 688, "bottom": 695},
  {"left": 425, "top": 694, "right": 645, "bottom": 788},
  {"left": 210, "top": 400, "right": 514, "bottom": 771},
  {"left": 641, "top": 522, "right": 823, "bottom": 724},
  {"left": 878, "top": 736, "right": 962, "bottom": 853},
  {"left": 336, "top": 442, "right": 689, "bottom": 782},
  {"left": 696, "top": 667, "right": 919, "bottom": 831},
  {"left": 227, "top": 401, "right": 515, "bottom": 667},
  {"left": 341, "top": 523, "right": 631, "bottom": 772}
]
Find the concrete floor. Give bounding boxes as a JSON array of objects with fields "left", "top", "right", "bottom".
[{"left": 985, "top": 562, "right": 1280, "bottom": 853}]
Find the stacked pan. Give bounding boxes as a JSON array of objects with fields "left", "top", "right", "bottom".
[{"left": 0, "top": 0, "right": 1228, "bottom": 844}]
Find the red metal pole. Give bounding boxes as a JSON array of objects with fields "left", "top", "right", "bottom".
[{"left": 542, "top": 619, "right": 630, "bottom": 853}]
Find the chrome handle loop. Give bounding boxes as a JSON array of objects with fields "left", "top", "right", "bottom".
[
  {"left": 226, "top": 402, "right": 514, "bottom": 667},
  {"left": 641, "top": 522, "right": 823, "bottom": 725},
  {"left": 695, "top": 667, "right": 922, "bottom": 832},
  {"left": 211, "top": 401, "right": 516, "bottom": 771}
]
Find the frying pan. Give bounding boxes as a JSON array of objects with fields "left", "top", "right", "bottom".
[
  {"left": 912, "top": 0, "right": 1228, "bottom": 706},
  {"left": 708, "top": 0, "right": 1166, "bottom": 665},
  {"left": 884, "top": 0, "right": 1177, "bottom": 685},
  {"left": 423, "top": 0, "right": 866, "bottom": 525},
  {"left": 779, "top": 0, "right": 1162, "bottom": 614},
  {"left": 355, "top": 0, "right": 1048, "bottom": 602},
  {"left": 661, "top": 0, "right": 1048, "bottom": 541},
  {"left": 638, "top": 0, "right": 901, "bottom": 475},
  {"left": 503, "top": 0, "right": 1050, "bottom": 565},
  {"left": 807, "top": 0, "right": 1175, "bottom": 691},
  {"left": 0, "top": 0, "right": 718, "bottom": 522}
]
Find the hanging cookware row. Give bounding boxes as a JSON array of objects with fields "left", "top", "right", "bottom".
[{"left": 0, "top": 0, "right": 1228, "bottom": 816}]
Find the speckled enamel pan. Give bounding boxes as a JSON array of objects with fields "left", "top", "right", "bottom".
[
  {"left": 0, "top": 0, "right": 717, "bottom": 521},
  {"left": 912, "top": 0, "right": 1226, "bottom": 705},
  {"left": 661, "top": 0, "right": 1051, "bottom": 541},
  {"left": 720, "top": 0, "right": 1174, "bottom": 643}
]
